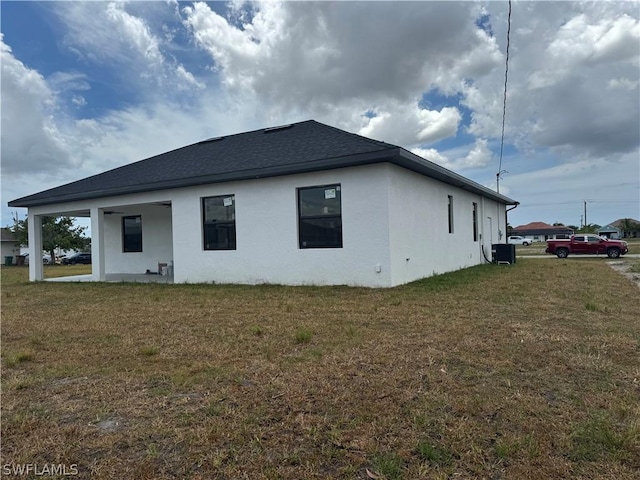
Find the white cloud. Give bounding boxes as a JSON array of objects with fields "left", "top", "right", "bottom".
[
  {"left": 58, "top": 2, "right": 162, "bottom": 68},
  {"left": 359, "top": 105, "right": 461, "bottom": 146},
  {"left": 607, "top": 77, "right": 640, "bottom": 90},
  {"left": 47, "top": 71, "right": 90, "bottom": 94},
  {"left": 183, "top": 1, "right": 262, "bottom": 89},
  {"left": 182, "top": 2, "right": 493, "bottom": 118},
  {"left": 105, "top": 2, "right": 164, "bottom": 66},
  {"left": 0, "top": 37, "right": 71, "bottom": 175},
  {"left": 175, "top": 64, "right": 205, "bottom": 91},
  {"left": 473, "top": 1, "right": 640, "bottom": 157},
  {"left": 436, "top": 27, "right": 503, "bottom": 95},
  {"left": 463, "top": 138, "right": 493, "bottom": 169},
  {"left": 548, "top": 14, "right": 640, "bottom": 66},
  {"left": 411, "top": 147, "right": 450, "bottom": 165},
  {"left": 411, "top": 138, "right": 493, "bottom": 172},
  {"left": 71, "top": 95, "right": 87, "bottom": 107},
  {"left": 529, "top": 13, "right": 640, "bottom": 89},
  {"left": 55, "top": 2, "right": 201, "bottom": 92}
]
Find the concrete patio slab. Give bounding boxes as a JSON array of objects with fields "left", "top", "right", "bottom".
[{"left": 45, "top": 273, "right": 173, "bottom": 284}]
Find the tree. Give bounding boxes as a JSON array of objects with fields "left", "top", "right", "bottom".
[
  {"left": 11, "top": 215, "right": 90, "bottom": 263},
  {"left": 577, "top": 223, "right": 600, "bottom": 234},
  {"left": 619, "top": 218, "right": 640, "bottom": 238}
]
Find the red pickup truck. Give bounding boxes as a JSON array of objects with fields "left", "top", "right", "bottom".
[{"left": 546, "top": 235, "right": 629, "bottom": 258}]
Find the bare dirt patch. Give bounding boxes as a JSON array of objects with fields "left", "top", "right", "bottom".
[{"left": 608, "top": 259, "right": 640, "bottom": 288}]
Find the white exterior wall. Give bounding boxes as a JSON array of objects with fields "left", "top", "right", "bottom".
[
  {"left": 2, "top": 241, "right": 21, "bottom": 262},
  {"left": 104, "top": 204, "right": 173, "bottom": 274},
  {"left": 25, "top": 162, "right": 510, "bottom": 287},
  {"left": 386, "top": 165, "right": 504, "bottom": 286},
  {"left": 171, "top": 164, "right": 392, "bottom": 287}
]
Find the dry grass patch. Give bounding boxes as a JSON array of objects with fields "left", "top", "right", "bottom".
[
  {"left": 515, "top": 242, "right": 548, "bottom": 256},
  {"left": 625, "top": 238, "right": 640, "bottom": 255},
  {"left": 0, "top": 264, "right": 92, "bottom": 284},
  {"left": 1, "top": 260, "right": 639, "bottom": 479}
]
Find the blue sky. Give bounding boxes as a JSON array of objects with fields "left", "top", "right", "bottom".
[{"left": 2, "top": 1, "right": 639, "bottom": 230}]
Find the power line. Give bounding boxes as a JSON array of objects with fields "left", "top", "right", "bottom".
[{"left": 496, "top": 0, "right": 512, "bottom": 194}]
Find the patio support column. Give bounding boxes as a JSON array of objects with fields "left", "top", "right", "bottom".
[
  {"left": 28, "top": 213, "right": 44, "bottom": 281},
  {"left": 90, "top": 207, "right": 106, "bottom": 281}
]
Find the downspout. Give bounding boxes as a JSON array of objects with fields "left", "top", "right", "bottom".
[
  {"left": 480, "top": 196, "right": 492, "bottom": 263},
  {"left": 505, "top": 202, "right": 520, "bottom": 243}
]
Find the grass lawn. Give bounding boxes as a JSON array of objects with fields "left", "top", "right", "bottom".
[{"left": 1, "top": 260, "right": 639, "bottom": 479}]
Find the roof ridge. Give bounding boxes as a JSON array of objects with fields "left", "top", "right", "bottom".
[
  {"left": 609, "top": 217, "right": 640, "bottom": 225},
  {"left": 307, "top": 119, "right": 397, "bottom": 149},
  {"left": 193, "top": 119, "right": 317, "bottom": 144}
]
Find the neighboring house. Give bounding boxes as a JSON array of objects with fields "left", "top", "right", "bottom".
[
  {"left": 597, "top": 224, "right": 622, "bottom": 239},
  {"left": 601, "top": 218, "right": 640, "bottom": 238},
  {"left": 511, "top": 222, "right": 574, "bottom": 242},
  {"left": 1, "top": 228, "right": 21, "bottom": 265},
  {"left": 9, "top": 120, "right": 517, "bottom": 287}
]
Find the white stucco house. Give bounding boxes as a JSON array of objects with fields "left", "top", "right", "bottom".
[{"left": 9, "top": 120, "right": 518, "bottom": 287}]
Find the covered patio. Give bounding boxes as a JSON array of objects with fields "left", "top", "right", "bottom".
[{"left": 25, "top": 198, "right": 174, "bottom": 283}]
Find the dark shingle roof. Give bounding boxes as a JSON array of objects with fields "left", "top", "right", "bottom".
[
  {"left": 512, "top": 222, "right": 574, "bottom": 236},
  {"left": 9, "top": 120, "right": 517, "bottom": 207},
  {"left": 609, "top": 218, "right": 640, "bottom": 228}
]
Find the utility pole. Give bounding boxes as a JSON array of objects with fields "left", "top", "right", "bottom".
[
  {"left": 496, "top": 170, "right": 508, "bottom": 194},
  {"left": 584, "top": 200, "right": 587, "bottom": 227}
]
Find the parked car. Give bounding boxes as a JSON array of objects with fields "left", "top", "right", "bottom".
[
  {"left": 62, "top": 252, "right": 92, "bottom": 265},
  {"left": 545, "top": 235, "right": 628, "bottom": 258},
  {"left": 22, "top": 253, "right": 52, "bottom": 265},
  {"left": 508, "top": 236, "right": 532, "bottom": 246}
]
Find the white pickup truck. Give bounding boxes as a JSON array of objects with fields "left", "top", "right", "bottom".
[{"left": 508, "top": 236, "right": 532, "bottom": 246}]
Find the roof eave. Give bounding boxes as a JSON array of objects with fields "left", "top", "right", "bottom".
[
  {"left": 9, "top": 146, "right": 518, "bottom": 208},
  {"left": 395, "top": 149, "right": 518, "bottom": 204}
]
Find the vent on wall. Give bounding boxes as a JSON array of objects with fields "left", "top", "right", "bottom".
[{"left": 263, "top": 124, "right": 293, "bottom": 133}]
